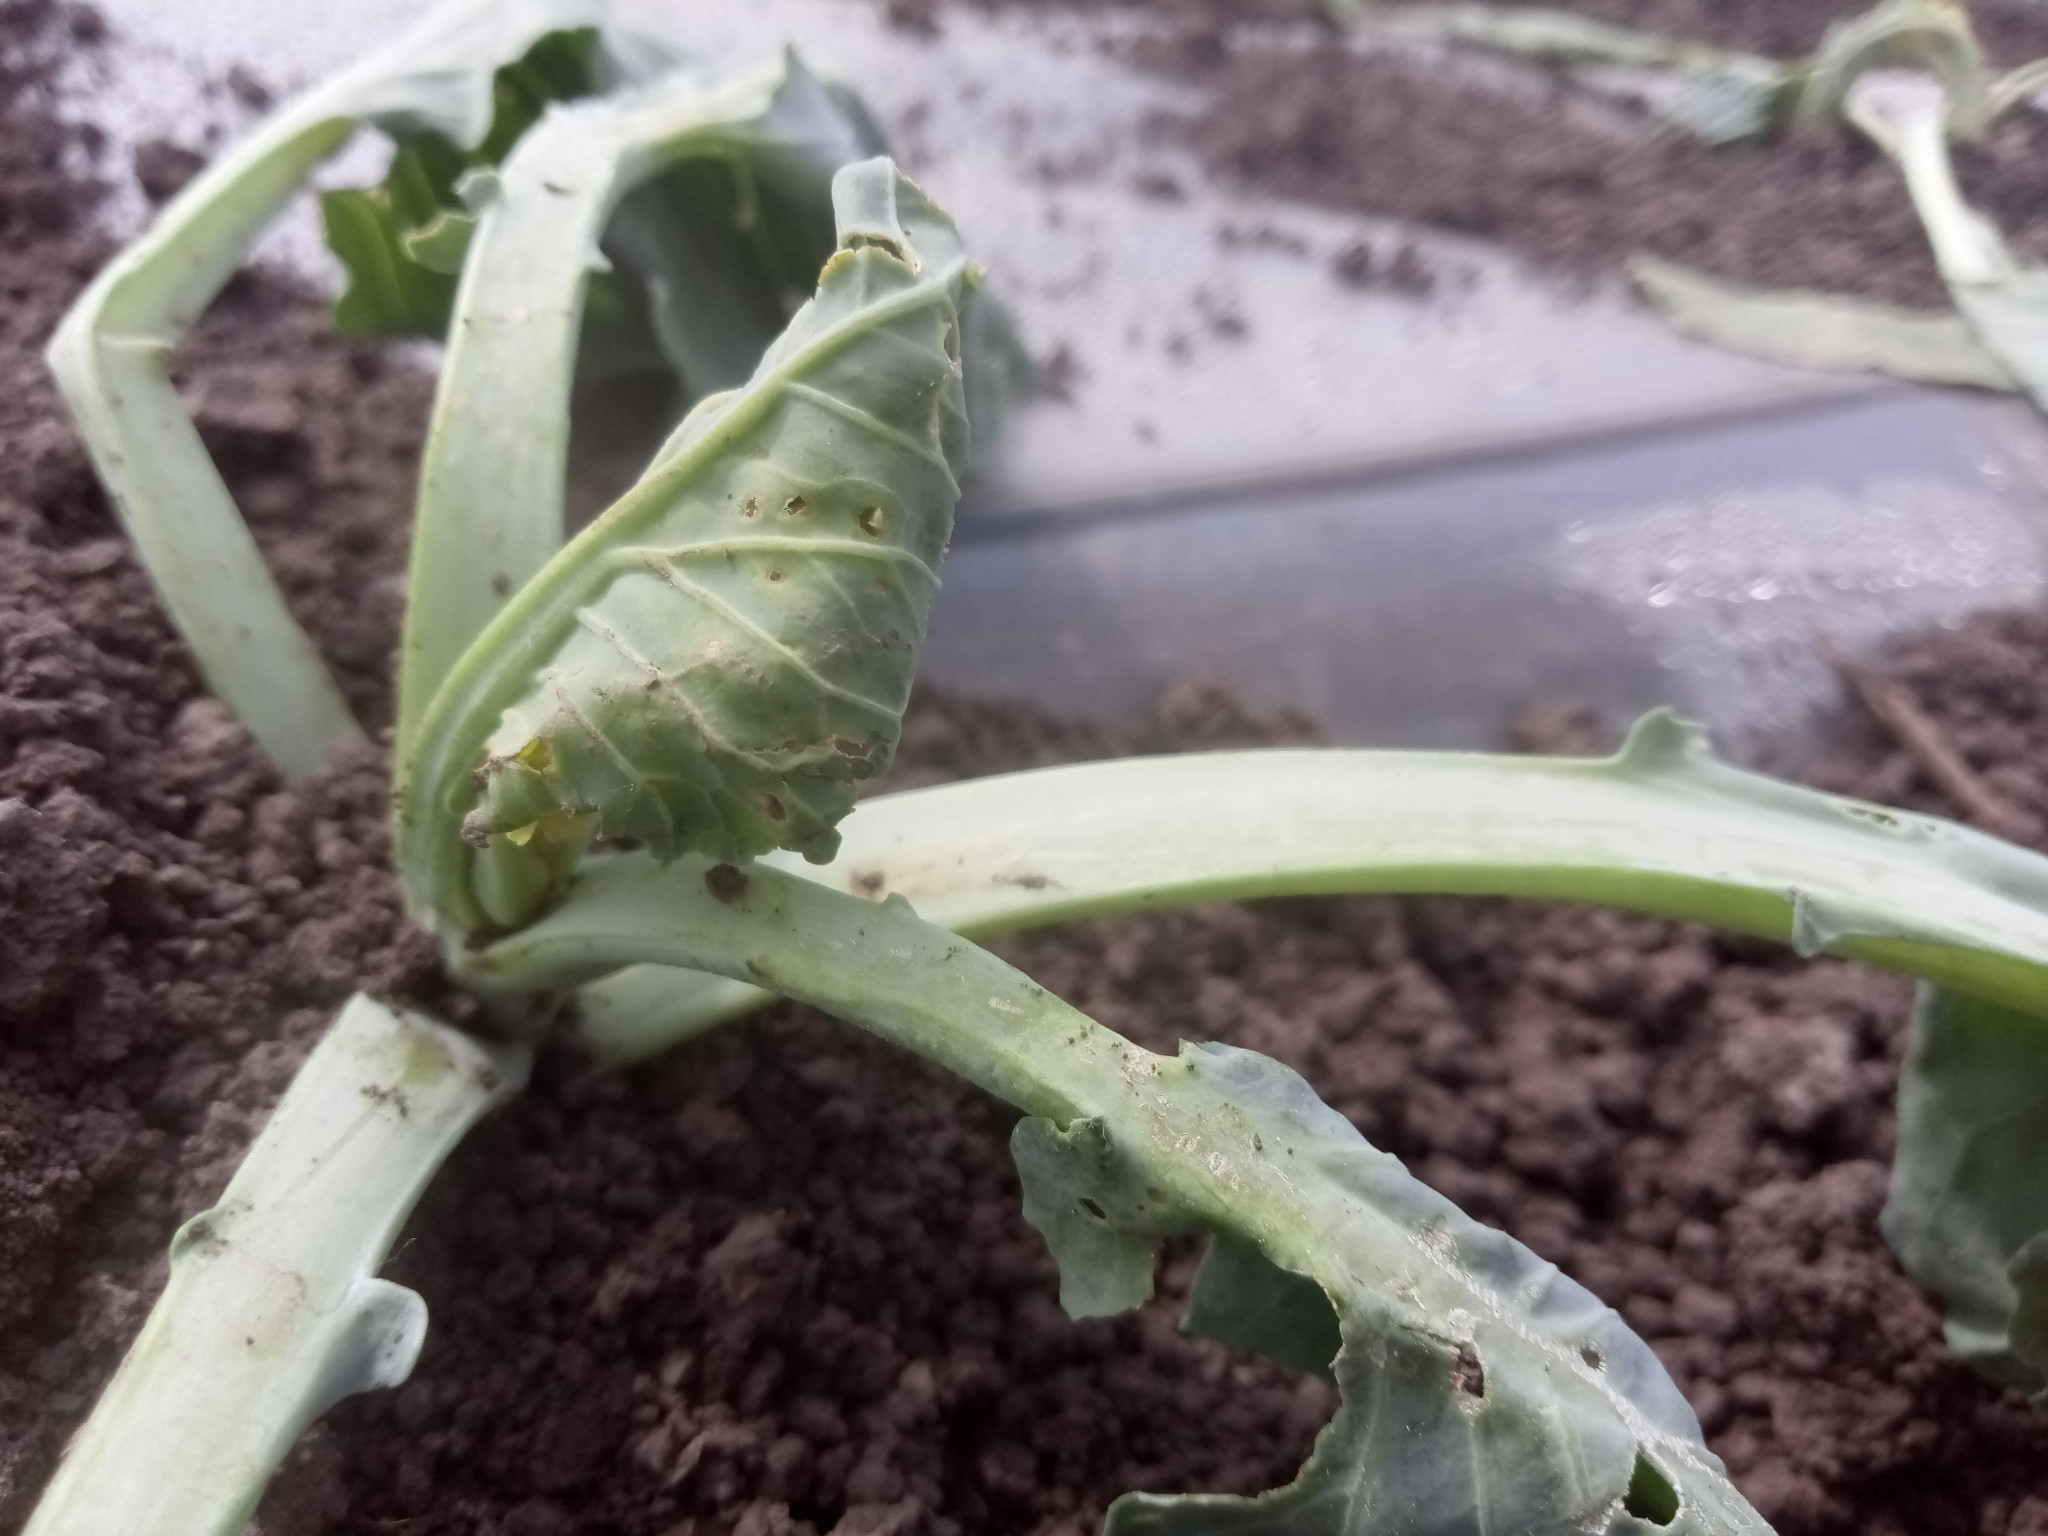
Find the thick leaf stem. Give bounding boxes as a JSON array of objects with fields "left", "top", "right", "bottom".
[
  {"left": 569, "top": 711, "right": 2048, "bottom": 1063},
  {"left": 23, "top": 996, "right": 526, "bottom": 1536},
  {"left": 467, "top": 852, "right": 1769, "bottom": 1531}
]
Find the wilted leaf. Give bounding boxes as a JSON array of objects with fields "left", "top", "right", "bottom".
[
  {"left": 1860, "top": 84, "right": 2048, "bottom": 411},
  {"left": 462, "top": 160, "right": 975, "bottom": 868},
  {"left": 1337, "top": 2, "right": 1799, "bottom": 144}
]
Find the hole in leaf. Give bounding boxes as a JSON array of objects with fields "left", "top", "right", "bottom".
[
  {"left": 858, "top": 504, "right": 887, "bottom": 538},
  {"left": 755, "top": 792, "right": 786, "bottom": 822},
  {"left": 1580, "top": 1345, "right": 1602, "bottom": 1371},
  {"left": 1078, "top": 1197, "right": 1107, "bottom": 1221},
  {"left": 784, "top": 495, "right": 809, "bottom": 516},
  {"left": 844, "top": 231, "right": 907, "bottom": 262},
  {"left": 1624, "top": 1451, "right": 1679, "bottom": 1526},
  {"left": 740, "top": 495, "right": 762, "bottom": 518},
  {"left": 766, "top": 569, "right": 785, "bottom": 583},
  {"left": 1452, "top": 1341, "right": 1485, "bottom": 1398}
]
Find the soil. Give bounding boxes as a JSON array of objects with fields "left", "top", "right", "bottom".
[
  {"left": 888, "top": 0, "right": 2048, "bottom": 311},
  {"left": 0, "top": 0, "right": 446, "bottom": 1520},
  {"left": 2, "top": 4, "right": 2048, "bottom": 1536},
  {"left": 1433, "top": 0, "right": 2048, "bottom": 64}
]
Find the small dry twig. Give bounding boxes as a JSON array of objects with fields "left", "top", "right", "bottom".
[{"left": 1820, "top": 632, "right": 2032, "bottom": 839}]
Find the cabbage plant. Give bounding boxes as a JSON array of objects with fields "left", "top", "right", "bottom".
[{"left": 23, "top": 3, "right": 2048, "bottom": 1533}]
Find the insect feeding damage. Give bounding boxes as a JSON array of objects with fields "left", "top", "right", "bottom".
[{"left": 461, "top": 162, "right": 975, "bottom": 878}]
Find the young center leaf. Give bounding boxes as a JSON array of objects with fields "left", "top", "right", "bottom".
[{"left": 322, "top": 26, "right": 601, "bottom": 337}]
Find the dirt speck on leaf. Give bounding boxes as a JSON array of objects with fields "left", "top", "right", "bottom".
[{"left": 704, "top": 863, "right": 750, "bottom": 904}]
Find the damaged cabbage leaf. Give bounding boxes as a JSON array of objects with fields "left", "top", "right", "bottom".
[
  {"left": 1883, "top": 986, "right": 2048, "bottom": 1406},
  {"left": 1367, "top": 5, "right": 1798, "bottom": 145},
  {"left": 480, "top": 854, "right": 1777, "bottom": 1532},
  {"left": 1015, "top": 1044, "right": 1770, "bottom": 1534},
  {"left": 1333, "top": 0, "right": 1985, "bottom": 146},
  {"left": 446, "top": 159, "right": 973, "bottom": 874},
  {"left": 390, "top": 51, "right": 900, "bottom": 764}
]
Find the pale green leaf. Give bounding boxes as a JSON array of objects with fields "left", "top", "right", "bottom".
[
  {"left": 1859, "top": 85, "right": 2048, "bottom": 411},
  {"left": 1989, "top": 56, "right": 2048, "bottom": 119},
  {"left": 42, "top": 0, "right": 611, "bottom": 778},
  {"left": 401, "top": 158, "right": 975, "bottom": 931},
  {"left": 1101, "top": 1043, "right": 1759, "bottom": 1536},
  {"left": 1184, "top": 1234, "right": 1343, "bottom": 1380},
  {"left": 1014, "top": 1117, "right": 1162, "bottom": 1318},
  {"left": 23, "top": 995, "right": 526, "bottom": 1536},
  {"left": 1345, "top": 3, "right": 1796, "bottom": 145},
  {"left": 1799, "top": 0, "right": 1988, "bottom": 136},
  {"left": 1631, "top": 255, "right": 2017, "bottom": 390},
  {"left": 390, "top": 53, "right": 863, "bottom": 766}
]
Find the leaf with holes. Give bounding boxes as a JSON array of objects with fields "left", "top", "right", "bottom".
[
  {"left": 441, "top": 158, "right": 974, "bottom": 873},
  {"left": 1009, "top": 1043, "right": 1770, "bottom": 1535}
]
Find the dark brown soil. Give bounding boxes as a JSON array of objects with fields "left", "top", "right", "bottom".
[
  {"left": 0, "top": 1, "right": 442, "bottom": 1520},
  {"left": 1154, "top": 49, "right": 1979, "bottom": 308},
  {"left": 889, "top": 0, "right": 2048, "bottom": 311},
  {"left": 3, "top": 4, "right": 2047, "bottom": 1536},
  {"left": 1476, "top": 0, "right": 2048, "bottom": 64},
  {"left": 1147, "top": 19, "right": 2048, "bottom": 310},
  {"left": 906, "top": 0, "right": 2048, "bottom": 69}
]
